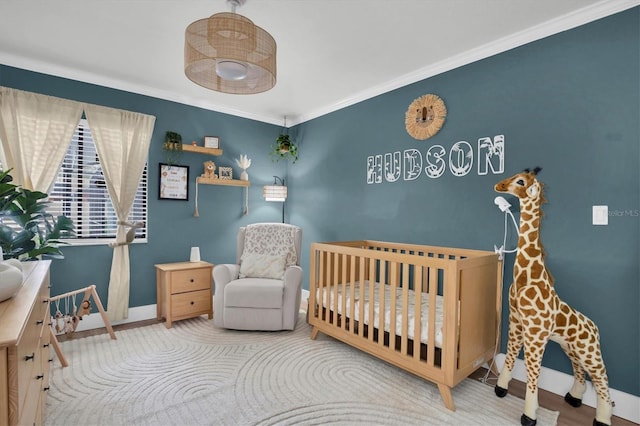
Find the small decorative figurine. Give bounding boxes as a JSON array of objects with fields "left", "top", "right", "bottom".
[{"left": 201, "top": 161, "right": 217, "bottom": 179}]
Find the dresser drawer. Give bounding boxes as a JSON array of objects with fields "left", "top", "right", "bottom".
[
  {"left": 170, "top": 289, "right": 212, "bottom": 319},
  {"left": 170, "top": 268, "right": 211, "bottom": 294},
  {"left": 14, "top": 313, "right": 44, "bottom": 412},
  {"left": 40, "top": 329, "right": 51, "bottom": 389},
  {"left": 0, "top": 260, "right": 51, "bottom": 426},
  {"left": 16, "top": 368, "right": 42, "bottom": 426},
  {"left": 36, "top": 282, "right": 49, "bottom": 321}
]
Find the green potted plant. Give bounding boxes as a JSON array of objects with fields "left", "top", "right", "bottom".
[
  {"left": 0, "top": 170, "right": 75, "bottom": 260},
  {"left": 270, "top": 133, "right": 298, "bottom": 163},
  {"left": 163, "top": 131, "right": 183, "bottom": 165}
]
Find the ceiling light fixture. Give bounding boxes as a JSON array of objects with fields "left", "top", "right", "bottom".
[{"left": 184, "top": 0, "right": 277, "bottom": 94}]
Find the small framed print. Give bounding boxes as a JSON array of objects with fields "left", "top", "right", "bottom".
[
  {"left": 204, "top": 136, "right": 219, "bottom": 149},
  {"left": 159, "top": 163, "right": 189, "bottom": 201},
  {"left": 219, "top": 167, "right": 233, "bottom": 180}
]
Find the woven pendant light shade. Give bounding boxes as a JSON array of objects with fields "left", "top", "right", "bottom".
[{"left": 185, "top": 4, "right": 276, "bottom": 94}]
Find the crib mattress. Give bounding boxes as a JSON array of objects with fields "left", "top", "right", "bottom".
[{"left": 315, "top": 281, "right": 445, "bottom": 347}]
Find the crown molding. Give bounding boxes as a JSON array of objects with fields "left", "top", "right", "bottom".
[
  {"left": 2, "top": 0, "right": 636, "bottom": 128},
  {"left": 0, "top": 52, "right": 284, "bottom": 126},
  {"left": 290, "top": 0, "right": 639, "bottom": 126}
]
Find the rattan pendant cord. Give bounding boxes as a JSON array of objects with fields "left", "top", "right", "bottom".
[{"left": 184, "top": 0, "right": 276, "bottom": 94}]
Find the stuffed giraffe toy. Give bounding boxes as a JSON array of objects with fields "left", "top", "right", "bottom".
[{"left": 493, "top": 167, "right": 613, "bottom": 426}]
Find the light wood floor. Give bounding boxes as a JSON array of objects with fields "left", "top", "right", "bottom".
[
  {"left": 57, "top": 318, "right": 637, "bottom": 426},
  {"left": 468, "top": 369, "right": 636, "bottom": 426}
]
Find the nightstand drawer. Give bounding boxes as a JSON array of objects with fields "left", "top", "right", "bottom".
[
  {"left": 171, "top": 290, "right": 212, "bottom": 319},
  {"left": 170, "top": 268, "right": 211, "bottom": 294}
]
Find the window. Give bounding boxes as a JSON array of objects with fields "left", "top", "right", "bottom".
[{"left": 48, "top": 119, "right": 148, "bottom": 245}]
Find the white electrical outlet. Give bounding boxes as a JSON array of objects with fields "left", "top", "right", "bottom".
[{"left": 592, "top": 205, "right": 608, "bottom": 225}]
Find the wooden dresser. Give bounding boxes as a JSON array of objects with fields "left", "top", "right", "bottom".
[
  {"left": 0, "top": 260, "right": 51, "bottom": 426},
  {"left": 155, "top": 261, "right": 213, "bottom": 328}
]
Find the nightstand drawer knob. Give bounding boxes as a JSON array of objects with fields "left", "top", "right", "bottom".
[
  {"left": 36, "top": 320, "right": 44, "bottom": 325},
  {"left": 24, "top": 353, "right": 35, "bottom": 362},
  {"left": 36, "top": 374, "right": 44, "bottom": 380},
  {"left": 190, "top": 301, "right": 195, "bottom": 305},
  {"left": 190, "top": 278, "right": 194, "bottom": 283}
]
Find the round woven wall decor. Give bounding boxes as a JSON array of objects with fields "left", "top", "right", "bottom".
[{"left": 405, "top": 94, "right": 447, "bottom": 140}]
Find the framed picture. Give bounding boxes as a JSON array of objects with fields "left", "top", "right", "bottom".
[
  {"left": 204, "top": 136, "right": 219, "bottom": 149},
  {"left": 219, "top": 167, "right": 233, "bottom": 180},
  {"left": 159, "top": 163, "right": 189, "bottom": 201}
]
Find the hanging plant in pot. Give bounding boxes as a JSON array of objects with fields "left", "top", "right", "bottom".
[
  {"left": 163, "top": 131, "right": 183, "bottom": 165},
  {"left": 270, "top": 134, "right": 298, "bottom": 163}
]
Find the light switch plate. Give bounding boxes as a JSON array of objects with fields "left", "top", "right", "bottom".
[{"left": 592, "top": 205, "right": 608, "bottom": 225}]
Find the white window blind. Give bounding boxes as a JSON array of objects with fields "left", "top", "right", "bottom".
[{"left": 48, "top": 119, "right": 148, "bottom": 245}]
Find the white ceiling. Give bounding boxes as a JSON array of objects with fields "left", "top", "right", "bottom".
[{"left": 0, "top": 0, "right": 637, "bottom": 126}]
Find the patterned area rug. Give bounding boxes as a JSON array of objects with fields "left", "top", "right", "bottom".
[{"left": 46, "top": 314, "right": 558, "bottom": 425}]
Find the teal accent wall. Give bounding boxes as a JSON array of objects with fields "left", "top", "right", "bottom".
[
  {"left": 290, "top": 8, "right": 639, "bottom": 396},
  {"left": 0, "top": 66, "right": 289, "bottom": 306},
  {"left": 1, "top": 8, "right": 637, "bottom": 396}
]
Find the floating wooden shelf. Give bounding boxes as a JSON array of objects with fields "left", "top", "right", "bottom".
[
  {"left": 196, "top": 177, "right": 250, "bottom": 187},
  {"left": 182, "top": 145, "right": 223, "bottom": 156}
]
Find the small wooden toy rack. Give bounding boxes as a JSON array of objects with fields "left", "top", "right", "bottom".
[{"left": 49, "top": 284, "right": 116, "bottom": 367}]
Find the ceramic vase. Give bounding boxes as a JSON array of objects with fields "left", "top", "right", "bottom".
[{"left": 0, "top": 259, "right": 24, "bottom": 302}]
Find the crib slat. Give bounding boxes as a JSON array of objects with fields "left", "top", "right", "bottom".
[
  {"left": 367, "top": 259, "right": 376, "bottom": 343},
  {"left": 413, "top": 266, "right": 423, "bottom": 361},
  {"left": 377, "top": 260, "right": 386, "bottom": 348},
  {"left": 309, "top": 248, "right": 317, "bottom": 322},
  {"left": 388, "top": 262, "right": 397, "bottom": 348},
  {"left": 400, "top": 262, "right": 410, "bottom": 355},
  {"left": 348, "top": 254, "right": 356, "bottom": 333},
  {"left": 338, "top": 253, "right": 344, "bottom": 326},
  {"left": 332, "top": 252, "right": 339, "bottom": 327},
  {"left": 317, "top": 250, "right": 325, "bottom": 322},
  {"left": 427, "top": 266, "right": 438, "bottom": 367},
  {"left": 358, "top": 256, "right": 366, "bottom": 338}
]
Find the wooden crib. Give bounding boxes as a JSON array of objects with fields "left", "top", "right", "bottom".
[{"left": 308, "top": 240, "right": 503, "bottom": 411}]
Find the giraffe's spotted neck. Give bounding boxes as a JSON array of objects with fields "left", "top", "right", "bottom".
[
  {"left": 518, "top": 196, "right": 543, "bottom": 253},
  {"left": 514, "top": 187, "right": 553, "bottom": 288}
]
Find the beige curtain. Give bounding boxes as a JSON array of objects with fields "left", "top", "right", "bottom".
[
  {"left": 85, "top": 104, "right": 156, "bottom": 321},
  {"left": 0, "top": 87, "right": 84, "bottom": 191}
]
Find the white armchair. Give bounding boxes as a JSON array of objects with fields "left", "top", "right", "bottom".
[{"left": 213, "top": 223, "right": 302, "bottom": 331}]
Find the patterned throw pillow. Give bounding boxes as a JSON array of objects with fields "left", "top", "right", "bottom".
[{"left": 239, "top": 253, "right": 287, "bottom": 279}]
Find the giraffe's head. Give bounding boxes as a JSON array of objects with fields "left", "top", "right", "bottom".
[{"left": 495, "top": 167, "right": 543, "bottom": 201}]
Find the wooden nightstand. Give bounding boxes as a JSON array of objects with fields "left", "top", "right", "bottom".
[{"left": 155, "top": 261, "right": 214, "bottom": 328}]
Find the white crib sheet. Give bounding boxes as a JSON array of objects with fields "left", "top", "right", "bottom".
[{"left": 315, "top": 281, "right": 445, "bottom": 347}]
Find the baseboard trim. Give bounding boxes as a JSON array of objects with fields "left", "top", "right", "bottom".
[
  {"left": 495, "top": 354, "right": 639, "bottom": 423},
  {"left": 74, "top": 304, "right": 158, "bottom": 332},
  {"left": 72, "top": 297, "right": 638, "bottom": 424}
]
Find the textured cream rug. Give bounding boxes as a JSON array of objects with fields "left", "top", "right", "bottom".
[{"left": 46, "top": 314, "right": 558, "bottom": 425}]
